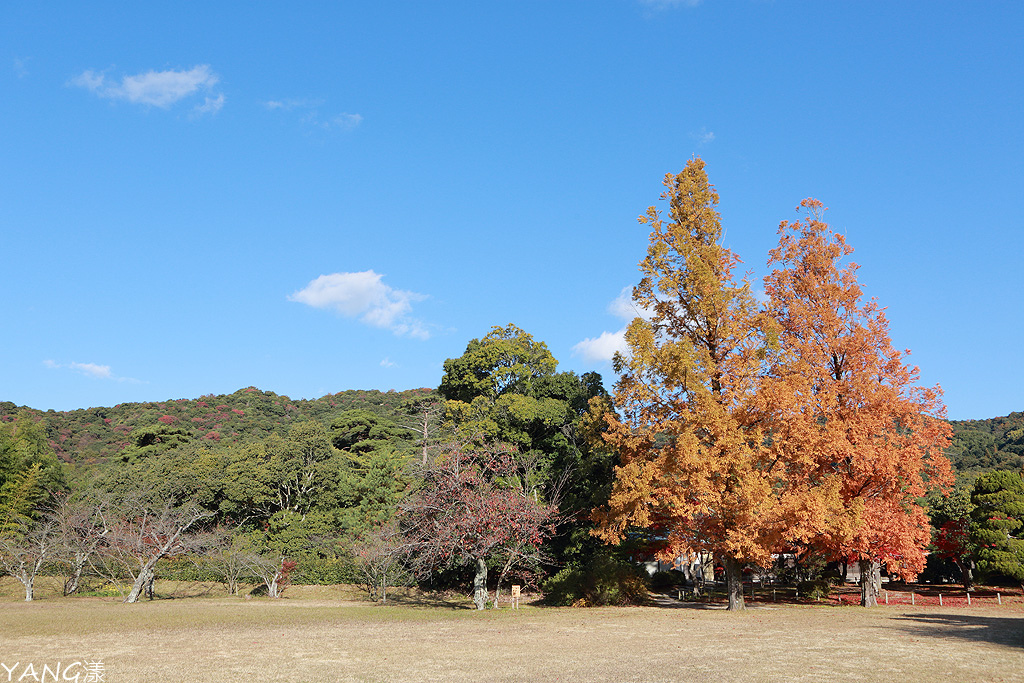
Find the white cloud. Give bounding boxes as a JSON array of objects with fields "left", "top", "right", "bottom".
[
  {"left": 692, "top": 126, "right": 715, "bottom": 146},
  {"left": 194, "top": 93, "right": 225, "bottom": 115},
  {"left": 70, "top": 362, "right": 112, "bottom": 379},
  {"left": 573, "top": 287, "right": 652, "bottom": 364},
  {"left": 573, "top": 330, "right": 629, "bottom": 364},
  {"left": 380, "top": 357, "right": 397, "bottom": 368},
  {"left": 71, "top": 65, "right": 223, "bottom": 111},
  {"left": 331, "top": 113, "right": 363, "bottom": 130},
  {"left": 289, "top": 270, "right": 429, "bottom": 339},
  {"left": 43, "top": 360, "right": 140, "bottom": 382},
  {"left": 267, "top": 98, "right": 362, "bottom": 131},
  {"left": 13, "top": 57, "right": 29, "bottom": 78},
  {"left": 265, "top": 98, "right": 321, "bottom": 111}
]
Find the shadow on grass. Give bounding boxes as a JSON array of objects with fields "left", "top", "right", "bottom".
[
  {"left": 647, "top": 592, "right": 724, "bottom": 610},
  {"left": 892, "top": 612, "right": 1024, "bottom": 649},
  {"left": 375, "top": 592, "right": 473, "bottom": 609}
]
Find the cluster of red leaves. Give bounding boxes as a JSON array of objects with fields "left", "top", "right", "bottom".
[{"left": 401, "top": 444, "right": 556, "bottom": 573}]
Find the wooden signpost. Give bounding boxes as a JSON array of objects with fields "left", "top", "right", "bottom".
[{"left": 511, "top": 585, "right": 521, "bottom": 610}]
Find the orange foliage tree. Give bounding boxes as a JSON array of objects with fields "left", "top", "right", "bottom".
[
  {"left": 763, "top": 200, "right": 953, "bottom": 606},
  {"left": 594, "top": 159, "right": 835, "bottom": 611}
]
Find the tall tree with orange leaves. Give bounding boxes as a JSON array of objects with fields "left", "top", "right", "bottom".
[
  {"left": 763, "top": 200, "right": 953, "bottom": 607},
  {"left": 595, "top": 159, "right": 831, "bottom": 611}
]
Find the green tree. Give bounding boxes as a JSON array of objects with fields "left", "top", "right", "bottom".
[
  {"left": 971, "top": 470, "right": 1024, "bottom": 581},
  {"left": 439, "top": 324, "right": 558, "bottom": 407},
  {"left": 331, "top": 410, "right": 415, "bottom": 454},
  {"left": 0, "top": 416, "right": 66, "bottom": 533},
  {"left": 337, "top": 446, "right": 412, "bottom": 535},
  {"left": 438, "top": 325, "right": 613, "bottom": 574},
  {"left": 929, "top": 484, "right": 977, "bottom": 589}
]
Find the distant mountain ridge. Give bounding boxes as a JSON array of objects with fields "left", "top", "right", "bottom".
[
  {"left": 946, "top": 411, "right": 1024, "bottom": 473},
  {"left": 1, "top": 388, "right": 1019, "bottom": 474},
  {"left": 0, "top": 386, "right": 435, "bottom": 465}
]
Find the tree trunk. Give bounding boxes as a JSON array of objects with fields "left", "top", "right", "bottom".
[
  {"left": 64, "top": 553, "right": 88, "bottom": 596},
  {"left": 473, "top": 557, "right": 488, "bottom": 610},
  {"left": 24, "top": 574, "right": 34, "bottom": 602},
  {"left": 126, "top": 564, "right": 157, "bottom": 603},
  {"left": 493, "top": 553, "right": 517, "bottom": 609},
  {"left": 953, "top": 558, "right": 974, "bottom": 591},
  {"left": 725, "top": 556, "right": 745, "bottom": 611},
  {"left": 125, "top": 522, "right": 192, "bottom": 603},
  {"left": 840, "top": 560, "right": 848, "bottom": 584},
  {"left": 859, "top": 559, "right": 880, "bottom": 607}
]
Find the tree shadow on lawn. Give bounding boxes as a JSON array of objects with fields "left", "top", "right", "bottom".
[
  {"left": 647, "top": 592, "right": 724, "bottom": 610},
  {"left": 892, "top": 612, "right": 1024, "bottom": 649},
  {"left": 376, "top": 592, "right": 473, "bottom": 609}
]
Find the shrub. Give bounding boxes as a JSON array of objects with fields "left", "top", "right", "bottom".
[
  {"left": 797, "top": 579, "right": 831, "bottom": 600},
  {"left": 648, "top": 569, "right": 686, "bottom": 592},
  {"left": 820, "top": 569, "right": 843, "bottom": 585},
  {"left": 294, "top": 557, "right": 361, "bottom": 585},
  {"left": 543, "top": 550, "right": 649, "bottom": 607}
]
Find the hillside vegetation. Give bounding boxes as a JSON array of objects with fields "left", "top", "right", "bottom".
[
  {"left": 2, "top": 390, "right": 1021, "bottom": 479},
  {"left": 0, "top": 387, "right": 435, "bottom": 466},
  {"left": 946, "top": 412, "right": 1024, "bottom": 473}
]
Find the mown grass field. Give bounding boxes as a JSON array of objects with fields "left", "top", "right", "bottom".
[{"left": 2, "top": 578, "right": 1023, "bottom": 682}]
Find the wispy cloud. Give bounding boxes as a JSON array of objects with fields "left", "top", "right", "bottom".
[
  {"left": 289, "top": 270, "right": 429, "bottom": 339},
  {"left": 265, "top": 98, "right": 321, "bottom": 111},
  {"left": 13, "top": 57, "right": 29, "bottom": 78},
  {"left": 43, "top": 360, "right": 141, "bottom": 382},
  {"left": 573, "top": 287, "right": 653, "bottom": 364},
  {"left": 71, "top": 65, "right": 224, "bottom": 114},
  {"left": 691, "top": 126, "right": 715, "bottom": 146},
  {"left": 380, "top": 357, "right": 397, "bottom": 368},
  {"left": 266, "top": 98, "right": 362, "bottom": 131},
  {"left": 194, "top": 93, "right": 225, "bottom": 115}
]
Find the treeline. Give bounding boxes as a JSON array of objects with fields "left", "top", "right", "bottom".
[
  {"left": 1, "top": 325, "right": 628, "bottom": 607},
  {"left": 3, "top": 385, "right": 1017, "bottom": 481}
]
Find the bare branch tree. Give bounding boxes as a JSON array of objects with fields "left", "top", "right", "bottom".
[
  {"left": 351, "top": 521, "right": 412, "bottom": 603},
  {"left": 205, "top": 526, "right": 251, "bottom": 596},
  {"left": 93, "top": 496, "right": 214, "bottom": 603},
  {"left": 50, "top": 494, "right": 111, "bottom": 596},
  {"left": 0, "top": 520, "right": 59, "bottom": 601},
  {"left": 397, "top": 397, "right": 444, "bottom": 465},
  {"left": 241, "top": 553, "right": 296, "bottom": 598}
]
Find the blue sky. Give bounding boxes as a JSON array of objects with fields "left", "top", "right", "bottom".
[{"left": 2, "top": 2, "right": 1021, "bottom": 420}]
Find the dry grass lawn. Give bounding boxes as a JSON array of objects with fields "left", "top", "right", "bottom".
[{"left": 1, "top": 579, "right": 1022, "bottom": 682}]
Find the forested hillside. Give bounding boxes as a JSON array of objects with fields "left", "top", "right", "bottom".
[
  {"left": 0, "top": 387, "right": 435, "bottom": 465},
  {"left": 3, "top": 388, "right": 1021, "bottom": 477},
  {"left": 946, "top": 412, "right": 1024, "bottom": 473}
]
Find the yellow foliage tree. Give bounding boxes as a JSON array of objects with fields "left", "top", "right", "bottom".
[{"left": 594, "top": 159, "right": 836, "bottom": 610}]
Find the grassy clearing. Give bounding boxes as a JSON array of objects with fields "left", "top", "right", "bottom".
[{"left": 2, "top": 578, "right": 1023, "bottom": 682}]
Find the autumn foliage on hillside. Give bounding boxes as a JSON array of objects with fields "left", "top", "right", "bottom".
[{"left": 0, "top": 387, "right": 436, "bottom": 465}]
